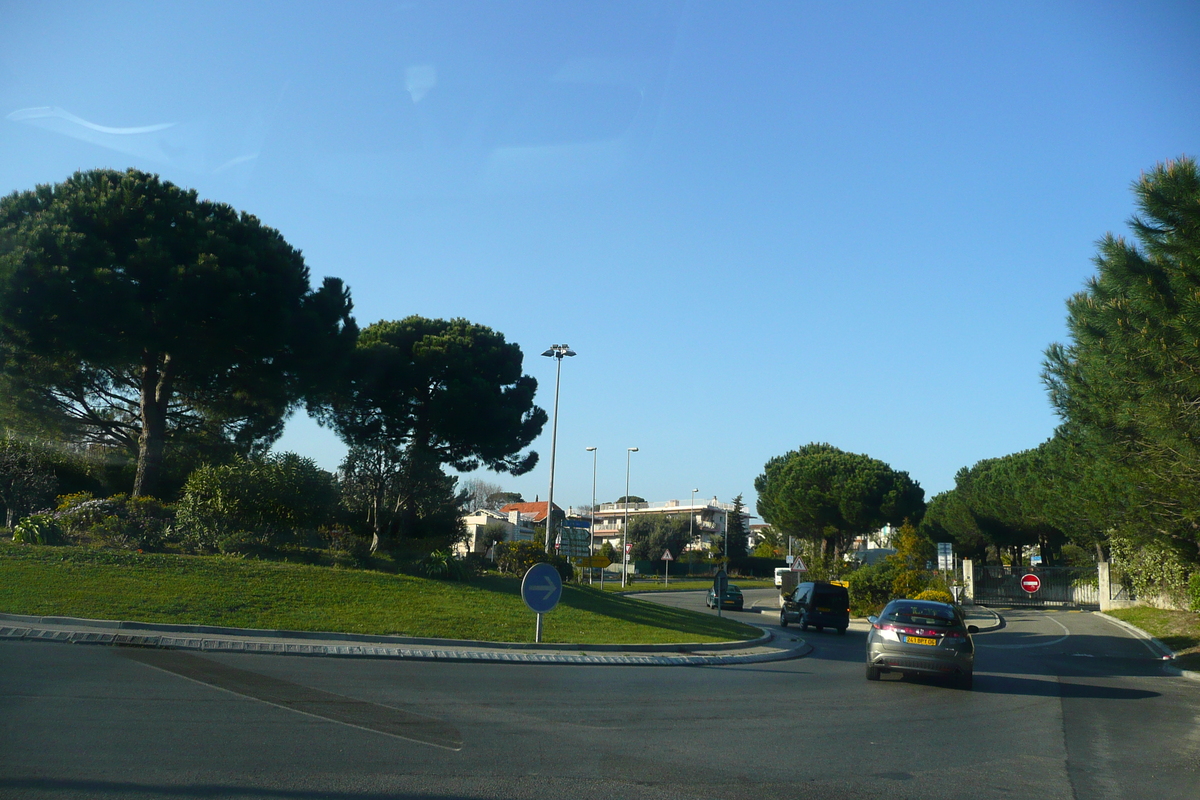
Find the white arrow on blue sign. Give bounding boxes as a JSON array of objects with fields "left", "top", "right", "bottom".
[{"left": 521, "top": 562, "right": 563, "bottom": 614}]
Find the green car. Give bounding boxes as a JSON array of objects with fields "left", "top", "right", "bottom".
[{"left": 706, "top": 583, "right": 744, "bottom": 611}]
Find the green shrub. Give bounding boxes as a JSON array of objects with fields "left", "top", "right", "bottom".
[
  {"left": 914, "top": 589, "right": 954, "bottom": 604},
  {"left": 176, "top": 453, "right": 339, "bottom": 551},
  {"left": 1110, "top": 535, "right": 1192, "bottom": 607},
  {"left": 321, "top": 527, "right": 372, "bottom": 563},
  {"left": 1189, "top": 572, "right": 1200, "bottom": 613},
  {"left": 891, "top": 570, "right": 928, "bottom": 600},
  {"left": 492, "top": 540, "right": 574, "bottom": 581},
  {"left": 418, "top": 549, "right": 470, "bottom": 580},
  {"left": 54, "top": 493, "right": 173, "bottom": 551},
  {"left": 848, "top": 560, "right": 897, "bottom": 616},
  {"left": 12, "top": 513, "right": 64, "bottom": 545}
]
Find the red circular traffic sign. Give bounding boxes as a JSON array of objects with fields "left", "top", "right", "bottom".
[{"left": 1020, "top": 573, "right": 1041, "bottom": 593}]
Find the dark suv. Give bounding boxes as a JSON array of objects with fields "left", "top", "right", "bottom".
[{"left": 779, "top": 581, "right": 850, "bottom": 634}]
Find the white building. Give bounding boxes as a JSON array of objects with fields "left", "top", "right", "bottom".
[
  {"left": 456, "top": 508, "right": 537, "bottom": 556},
  {"left": 591, "top": 497, "right": 753, "bottom": 554}
]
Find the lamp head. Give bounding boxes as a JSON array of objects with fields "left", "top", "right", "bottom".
[{"left": 586, "top": 447, "right": 596, "bottom": 452}]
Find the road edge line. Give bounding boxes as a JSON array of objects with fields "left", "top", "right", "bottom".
[{"left": 1091, "top": 612, "right": 1197, "bottom": 680}]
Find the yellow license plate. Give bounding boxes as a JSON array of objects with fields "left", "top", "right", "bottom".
[
  {"left": 816, "top": 607, "right": 830, "bottom": 612},
  {"left": 906, "top": 636, "right": 937, "bottom": 646}
]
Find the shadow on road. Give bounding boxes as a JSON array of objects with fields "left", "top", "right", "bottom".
[
  {"left": 0, "top": 779, "right": 440, "bottom": 799},
  {"left": 875, "top": 671, "right": 1162, "bottom": 700}
]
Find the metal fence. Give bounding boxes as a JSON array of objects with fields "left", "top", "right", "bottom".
[{"left": 972, "top": 565, "right": 1100, "bottom": 609}]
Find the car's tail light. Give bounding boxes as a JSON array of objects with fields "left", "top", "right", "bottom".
[{"left": 872, "top": 622, "right": 951, "bottom": 642}]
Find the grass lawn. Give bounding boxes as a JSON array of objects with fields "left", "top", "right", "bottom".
[
  {"left": 594, "top": 578, "right": 776, "bottom": 592},
  {"left": 1106, "top": 606, "right": 1200, "bottom": 671},
  {"left": 0, "top": 542, "right": 761, "bottom": 645}
]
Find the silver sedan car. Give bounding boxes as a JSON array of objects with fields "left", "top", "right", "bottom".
[{"left": 865, "top": 599, "right": 979, "bottom": 689}]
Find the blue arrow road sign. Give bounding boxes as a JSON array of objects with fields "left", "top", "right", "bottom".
[{"left": 521, "top": 562, "right": 563, "bottom": 614}]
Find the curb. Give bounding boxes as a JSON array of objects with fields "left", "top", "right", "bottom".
[
  {"left": 0, "top": 612, "right": 769, "bottom": 653},
  {"left": 1093, "top": 611, "right": 1200, "bottom": 682},
  {"left": 0, "top": 614, "right": 808, "bottom": 667},
  {"left": 966, "top": 607, "right": 1004, "bottom": 632}
]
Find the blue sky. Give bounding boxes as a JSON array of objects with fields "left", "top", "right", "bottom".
[{"left": 2, "top": 1, "right": 1198, "bottom": 515}]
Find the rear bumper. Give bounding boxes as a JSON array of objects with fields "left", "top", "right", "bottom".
[{"left": 868, "top": 646, "right": 973, "bottom": 676}]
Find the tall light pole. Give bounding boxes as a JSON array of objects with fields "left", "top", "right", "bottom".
[
  {"left": 690, "top": 487, "right": 699, "bottom": 547},
  {"left": 586, "top": 446, "right": 597, "bottom": 586},
  {"left": 723, "top": 498, "right": 730, "bottom": 568},
  {"left": 540, "top": 344, "right": 576, "bottom": 555},
  {"left": 622, "top": 446, "right": 638, "bottom": 588}
]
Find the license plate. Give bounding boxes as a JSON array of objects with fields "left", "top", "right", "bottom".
[
  {"left": 906, "top": 636, "right": 937, "bottom": 646},
  {"left": 816, "top": 607, "right": 830, "bottom": 612}
]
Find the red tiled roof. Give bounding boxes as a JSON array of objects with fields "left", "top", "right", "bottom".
[{"left": 497, "top": 502, "right": 563, "bottom": 523}]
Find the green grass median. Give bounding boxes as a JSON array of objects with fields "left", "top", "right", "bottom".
[{"left": 0, "top": 543, "right": 762, "bottom": 645}]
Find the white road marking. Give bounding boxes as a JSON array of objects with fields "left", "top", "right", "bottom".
[{"left": 977, "top": 613, "right": 1070, "bottom": 649}]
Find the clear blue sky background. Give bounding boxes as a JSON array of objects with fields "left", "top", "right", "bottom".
[{"left": 2, "top": 1, "right": 1198, "bottom": 515}]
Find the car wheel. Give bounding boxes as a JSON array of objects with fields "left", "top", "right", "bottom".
[
  {"left": 955, "top": 671, "right": 974, "bottom": 690},
  {"left": 735, "top": 603, "right": 743, "bottom": 611},
  {"left": 837, "top": 627, "right": 847, "bottom": 636},
  {"left": 815, "top": 625, "right": 823, "bottom": 632},
  {"left": 866, "top": 663, "right": 881, "bottom": 681},
  {"left": 779, "top": 612, "right": 788, "bottom": 628}
]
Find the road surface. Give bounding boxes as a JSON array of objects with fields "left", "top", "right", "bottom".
[{"left": 2, "top": 596, "right": 1196, "bottom": 799}]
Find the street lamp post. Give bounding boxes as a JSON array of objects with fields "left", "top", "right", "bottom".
[
  {"left": 622, "top": 447, "right": 638, "bottom": 588},
  {"left": 690, "top": 487, "right": 699, "bottom": 547},
  {"left": 540, "top": 344, "right": 576, "bottom": 556},
  {"left": 723, "top": 499, "right": 729, "bottom": 569},
  {"left": 586, "top": 446, "right": 597, "bottom": 587}
]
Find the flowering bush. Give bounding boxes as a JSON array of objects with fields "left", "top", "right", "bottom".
[{"left": 53, "top": 493, "right": 173, "bottom": 551}]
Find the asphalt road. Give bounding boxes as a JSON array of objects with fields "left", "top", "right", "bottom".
[{"left": 2, "top": 595, "right": 1197, "bottom": 800}]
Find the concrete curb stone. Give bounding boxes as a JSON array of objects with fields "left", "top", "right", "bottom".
[
  {"left": 0, "top": 611, "right": 770, "bottom": 652},
  {"left": 0, "top": 613, "right": 811, "bottom": 667},
  {"left": 1093, "top": 611, "right": 1200, "bottom": 683}
]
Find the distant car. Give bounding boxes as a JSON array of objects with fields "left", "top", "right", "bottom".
[
  {"left": 706, "top": 583, "right": 744, "bottom": 611},
  {"left": 865, "top": 599, "right": 978, "bottom": 689},
  {"left": 779, "top": 581, "right": 849, "bottom": 634}
]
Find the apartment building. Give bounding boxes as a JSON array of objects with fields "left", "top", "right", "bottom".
[{"left": 591, "top": 497, "right": 753, "bottom": 554}]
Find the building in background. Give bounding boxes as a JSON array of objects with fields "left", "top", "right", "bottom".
[{"left": 591, "top": 497, "right": 753, "bottom": 554}]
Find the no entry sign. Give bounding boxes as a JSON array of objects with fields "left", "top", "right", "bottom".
[{"left": 1020, "top": 573, "right": 1041, "bottom": 593}]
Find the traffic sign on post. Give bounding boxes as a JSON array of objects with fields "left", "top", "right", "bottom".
[
  {"left": 713, "top": 569, "right": 728, "bottom": 618},
  {"left": 522, "top": 562, "right": 563, "bottom": 643},
  {"left": 1020, "top": 573, "right": 1041, "bottom": 593},
  {"left": 790, "top": 556, "right": 807, "bottom": 572}
]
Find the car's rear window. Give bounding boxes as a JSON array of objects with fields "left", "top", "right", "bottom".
[
  {"left": 883, "top": 603, "right": 957, "bottom": 627},
  {"left": 812, "top": 590, "right": 847, "bottom": 606}
]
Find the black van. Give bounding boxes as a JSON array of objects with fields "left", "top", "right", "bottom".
[{"left": 780, "top": 581, "right": 850, "bottom": 634}]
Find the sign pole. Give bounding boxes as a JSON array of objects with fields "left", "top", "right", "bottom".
[{"left": 522, "top": 562, "right": 563, "bottom": 645}]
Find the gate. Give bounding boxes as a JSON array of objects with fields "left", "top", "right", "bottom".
[{"left": 971, "top": 565, "right": 1099, "bottom": 609}]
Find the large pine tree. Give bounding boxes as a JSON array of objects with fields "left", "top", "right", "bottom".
[{"left": 1043, "top": 157, "right": 1200, "bottom": 560}]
